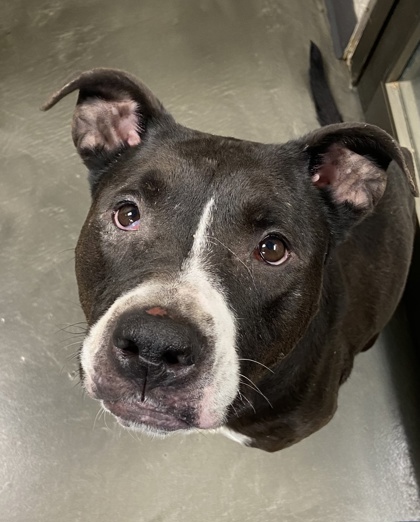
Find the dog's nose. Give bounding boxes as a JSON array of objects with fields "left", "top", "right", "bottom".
[{"left": 111, "top": 309, "right": 204, "bottom": 383}]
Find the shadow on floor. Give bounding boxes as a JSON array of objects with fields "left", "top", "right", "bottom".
[{"left": 384, "top": 224, "right": 420, "bottom": 489}]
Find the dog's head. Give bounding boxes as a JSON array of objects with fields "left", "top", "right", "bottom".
[{"left": 43, "top": 69, "right": 416, "bottom": 435}]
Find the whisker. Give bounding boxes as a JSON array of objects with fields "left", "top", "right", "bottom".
[
  {"left": 57, "top": 321, "right": 88, "bottom": 328},
  {"left": 230, "top": 402, "right": 239, "bottom": 417},
  {"left": 65, "top": 350, "right": 81, "bottom": 361},
  {"left": 126, "top": 427, "right": 139, "bottom": 442},
  {"left": 103, "top": 409, "right": 112, "bottom": 431},
  {"left": 238, "top": 391, "right": 256, "bottom": 414},
  {"left": 93, "top": 406, "right": 105, "bottom": 431},
  {"left": 239, "top": 381, "right": 273, "bottom": 409},
  {"left": 62, "top": 341, "right": 84, "bottom": 350},
  {"left": 55, "top": 322, "right": 88, "bottom": 335},
  {"left": 239, "top": 375, "right": 273, "bottom": 409},
  {"left": 71, "top": 377, "right": 83, "bottom": 389},
  {"left": 56, "top": 247, "right": 76, "bottom": 255},
  {"left": 238, "top": 358, "right": 274, "bottom": 374},
  {"left": 58, "top": 335, "right": 86, "bottom": 345}
]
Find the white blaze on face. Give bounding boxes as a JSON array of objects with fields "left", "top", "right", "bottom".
[
  {"left": 80, "top": 196, "right": 240, "bottom": 429},
  {"left": 181, "top": 198, "right": 239, "bottom": 426}
]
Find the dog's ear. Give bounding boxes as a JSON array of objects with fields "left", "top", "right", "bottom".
[
  {"left": 304, "top": 122, "right": 418, "bottom": 230},
  {"left": 42, "top": 68, "right": 172, "bottom": 174}
]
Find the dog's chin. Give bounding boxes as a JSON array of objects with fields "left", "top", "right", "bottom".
[
  {"left": 102, "top": 399, "right": 192, "bottom": 432},
  {"left": 101, "top": 399, "right": 224, "bottom": 435}
]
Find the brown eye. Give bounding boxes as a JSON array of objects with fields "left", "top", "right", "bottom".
[
  {"left": 113, "top": 203, "right": 140, "bottom": 231},
  {"left": 257, "top": 235, "right": 289, "bottom": 265}
]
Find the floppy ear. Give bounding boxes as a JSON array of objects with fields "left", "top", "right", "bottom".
[
  {"left": 42, "top": 68, "right": 173, "bottom": 174},
  {"left": 305, "top": 122, "right": 418, "bottom": 231}
]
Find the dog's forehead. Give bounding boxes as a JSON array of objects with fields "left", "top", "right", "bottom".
[{"left": 99, "top": 130, "right": 297, "bottom": 213}]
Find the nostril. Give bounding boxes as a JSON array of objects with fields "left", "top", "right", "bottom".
[
  {"left": 114, "top": 337, "right": 139, "bottom": 358},
  {"left": 162, "top": 350, "right": 179, "bottom": 365},
  {"left": 162, "top": 349, "right": 194, "bottom": 367}
]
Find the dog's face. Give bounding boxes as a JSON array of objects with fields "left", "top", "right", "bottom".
[
  {"left": 76, "top": 132, "right": 327, "bottom": 433},
  {"left": 43, "top": 69, "right": 415, "bottom": 436}
]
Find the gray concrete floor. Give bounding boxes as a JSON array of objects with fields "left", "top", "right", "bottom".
[{"left": 1, "top": 1, "right": 419, "bottom": 521}]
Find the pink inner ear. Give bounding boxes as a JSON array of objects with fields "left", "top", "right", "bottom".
[
  {"left": 311, "top": 144, "right": 386, "bottom": 209},
  {"left": 111, "top": 103, "right": 141, "bottom": 146},
  {"left": 73, "top": 98, "right": 142, "bottom": 152},
  {"left": 312, "top": 163, "right": 337, "bottom": 188}
]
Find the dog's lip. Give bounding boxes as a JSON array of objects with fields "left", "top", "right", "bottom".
[{"left": 102, "top": 400, "right": 191, "bottom": 431}]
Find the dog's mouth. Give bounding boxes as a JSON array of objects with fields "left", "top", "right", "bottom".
[{"left": 102, "top": 399, "right": 193, "bottom": 432}]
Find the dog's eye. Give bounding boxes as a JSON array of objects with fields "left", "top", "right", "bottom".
[
  {"left": 113, "top": 203, "right": 140, "bottom": 231},
  {"left": 256, "top": 235, "right": 289, "bottom": 265}
]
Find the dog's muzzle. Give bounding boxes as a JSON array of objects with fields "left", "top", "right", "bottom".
[
  {"left": 85, "top": 305, "right": 215, "bottom": 433},
  {"left": 81, "top": 262, "right": 240, "bottom": 434}
]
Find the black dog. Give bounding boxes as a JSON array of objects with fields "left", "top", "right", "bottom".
[{"left": 43, "top": 43, "right": 418, "bottom": 452}]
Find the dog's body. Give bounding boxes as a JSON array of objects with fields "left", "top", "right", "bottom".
[{"left": 44, "top": 44, "right": 418, "bottom": 452}]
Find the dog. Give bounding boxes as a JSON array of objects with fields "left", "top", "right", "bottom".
[{"left": 43, "top": 43, "right": 418, "bottom": 452}]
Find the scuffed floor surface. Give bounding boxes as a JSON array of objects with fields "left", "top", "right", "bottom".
[{"left": 1, "top": 1, "right": 419, "bottom": 520}]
